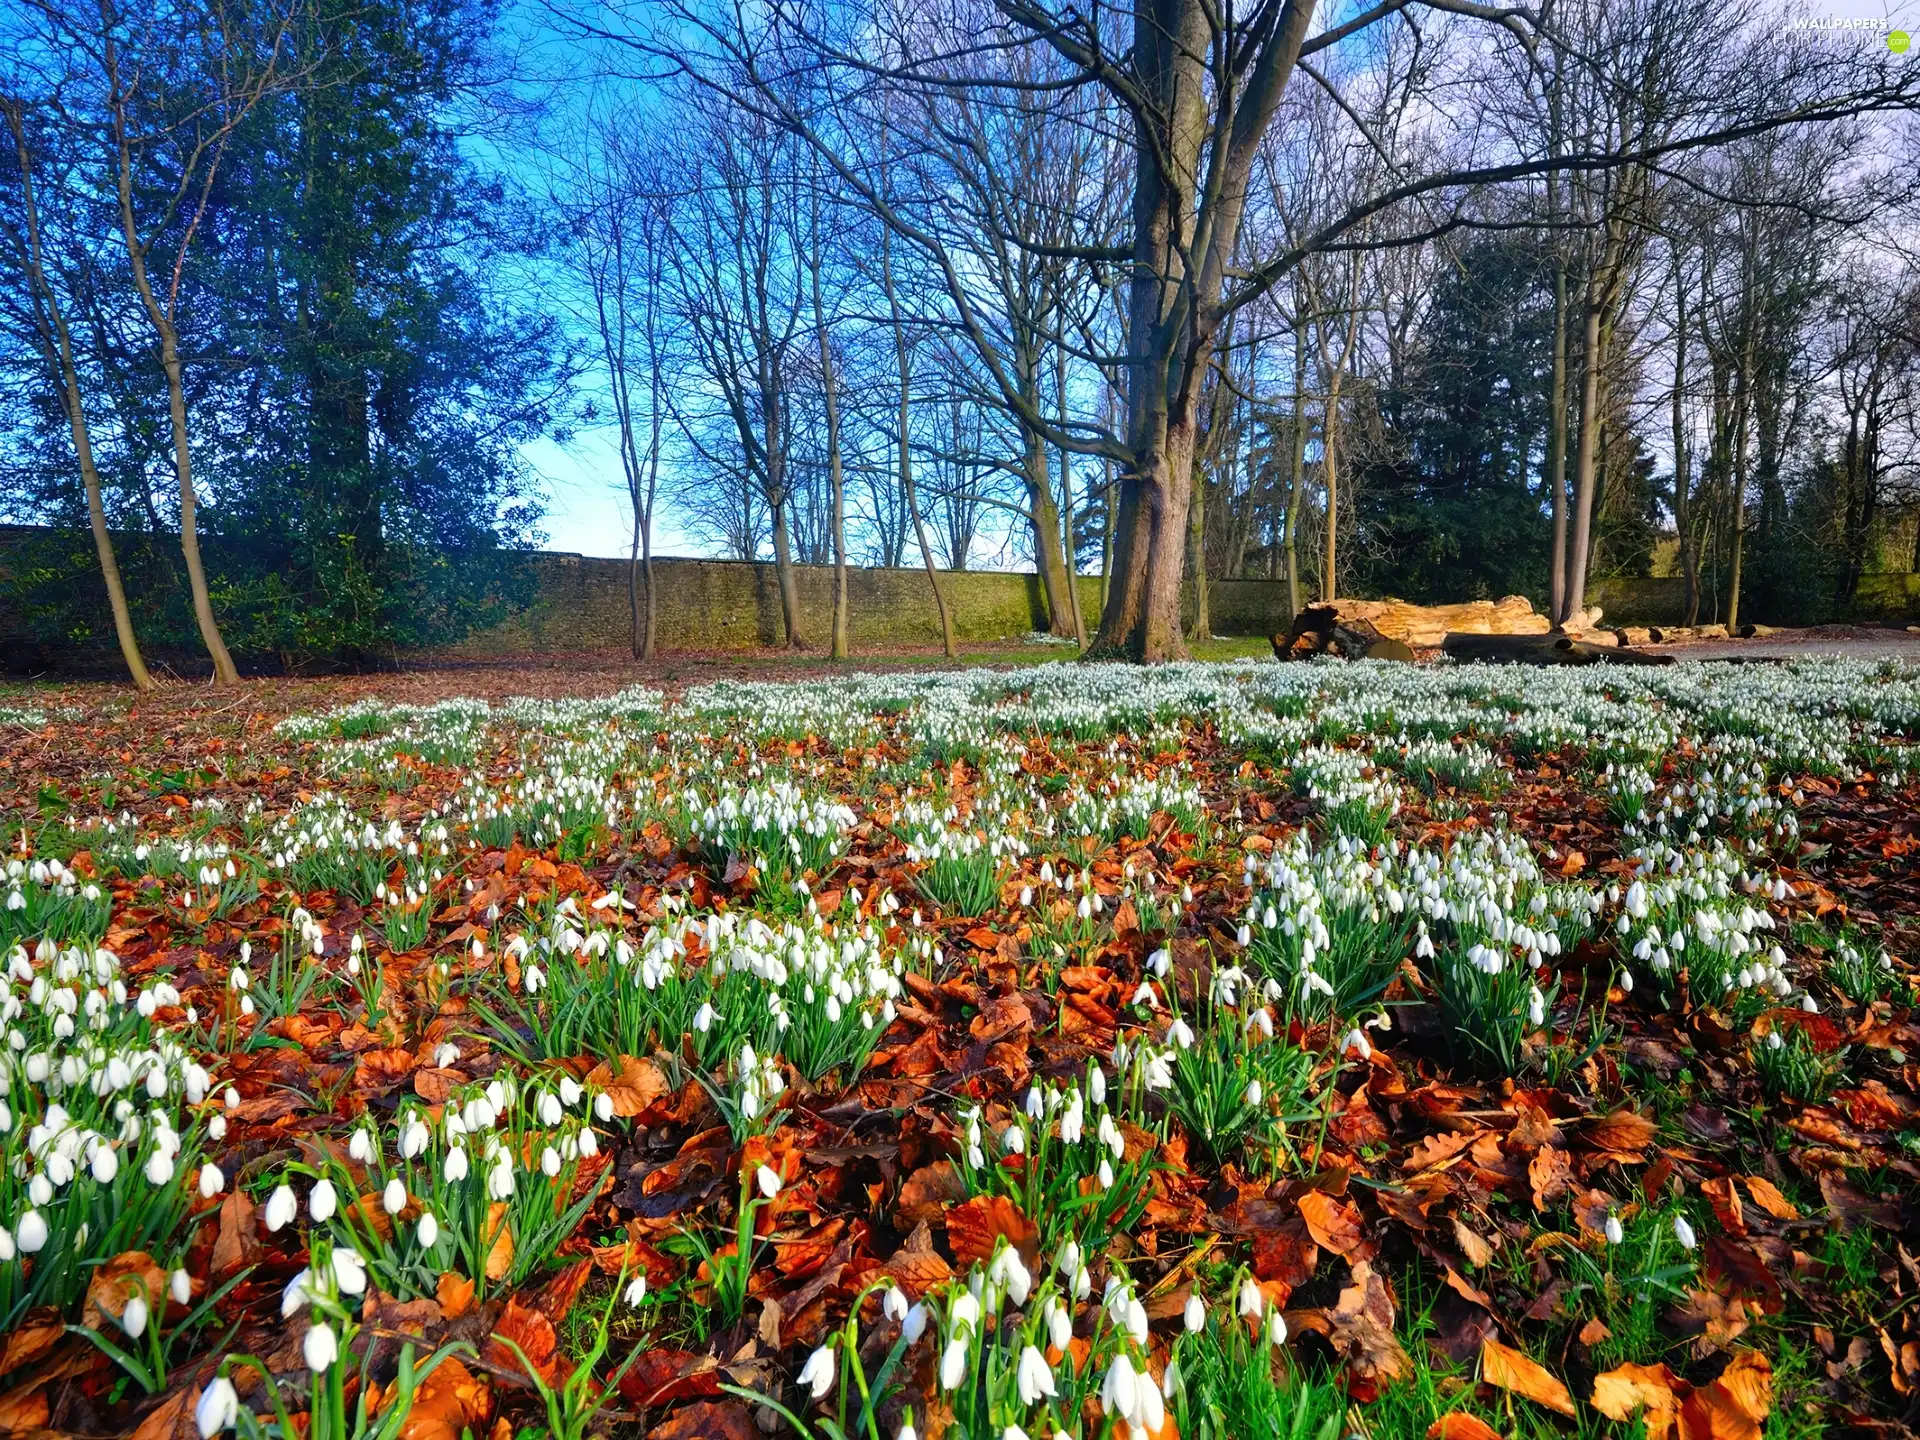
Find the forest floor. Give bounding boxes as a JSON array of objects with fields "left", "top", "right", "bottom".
[{"left": 1, "top": 653, "right": 1917, "bottom": 1440}]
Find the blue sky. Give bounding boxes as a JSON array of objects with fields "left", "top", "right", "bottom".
[{"left": 514, "top": 0, "right": 1917, "bottom": 561}]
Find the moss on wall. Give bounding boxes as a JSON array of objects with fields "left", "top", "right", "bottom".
[{"left": 444, "top": 554, "right": 1295, "bottom": 654}]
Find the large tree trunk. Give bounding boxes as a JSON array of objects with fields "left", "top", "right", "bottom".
[
  {"left": 1055, "top": 344, "right": 1087, "bottom": 649},
  {"left": 1186, "top": 472, "right": 1210, "bottom": 640},
  {"left": 1285, "top": 322, "right": 1307, "bottom": 617},
  {"left": 1091, "top": 411, "right": 1199, "bottom": 662},
  {"left": 1725, "top": 350, "right": 1753, "bottom": 633},
  {"left": 1670, "top": 263, "right": 1699, "bottom": 631},
  {"left": 1562, "top": 293, "right": 1606, "bottom": 625},
  {"left": 1547, "top": 253, "right": 1571, "bottom": 623}
]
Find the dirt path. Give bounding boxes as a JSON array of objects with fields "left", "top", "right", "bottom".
[{"left": 1647, "top": 624, "right": 1920, "bottom": 661}]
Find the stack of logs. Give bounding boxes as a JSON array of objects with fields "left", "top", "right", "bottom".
[{"left": 1274, "top": 595, "right": 1675, "bottom": 666}]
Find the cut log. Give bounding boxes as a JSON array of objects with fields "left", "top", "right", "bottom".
[
  {"left": 1613, "top": 626, "right": 1652, "bottom": 647},
  {"left": 1275, "top": 595, "right": 1549, "bottom": 653},
  {"left": 1695, "top": 623, "right": 1729, "bottom": 639},
  {"left": 1441, "top": 633, "right": 1675, "bottom": 667},
  {"left": 1271, "top": 606, "right": 1417, "bottom": 662}
]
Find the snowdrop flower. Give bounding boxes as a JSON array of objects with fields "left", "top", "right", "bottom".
[
  {"left": 896, "top": 1424, "right": 917, "bottom": 1440},
  {"left": 756, "top": 1165, "right": 782, "bottom": 1199},
  {"left": 1044, "top": 1296, "right": 1072, "bottom": 1351},
  {"left": 348, "top": 1128, "right": 374, "bottom": 1163},
  {"left": 417, "top": 1211, "right": 440, "bottom": 1249},
  {"left": 1003, "top": 1125, "right": 1026, "bottom": 1156},
  {"left": 198, "top": 1163, "right": 225, "bottom": 1198},
  {"left": 433, "top": 1042, "right": 460, "bottom": 1068},
  {"left": 1185, "top": 1293, "right": 1206, "bottom": 1332},
  {"left": 939, "top": 1338, "right": 968, "bottom": 1390},
  {"left": 1237, "top": 1278, "right": 1263, "bottom": 1319},
  {"left": 625, "top": 1274, "right": 649, "bottom": 1307},
  {"left": 1244, "top": 1079, "right": 1263, "bottom": 1106},
  {"left": 488, "top": 1159, "right": 515, "bottom": 1200},
  {"left": 171, "top": 1269, "right": 192, "bottom": 1305},
  {"left": 1673, "top": 1215, "right": 1697, "bottom": 1250},
  {"left": 303, "top": 1321, "right": 339, "bottom": 1373},
  {"left": 1266, "top": 1307, "right": 1288, "bottom": 1346},
  {"left": 1339, "top": 1027, "right": 1371, "bottom": 1060},
  {"left": 798, "top": 1345, "right": 836, "bottom": 1400},
  {"left": 902, "top": 1302, "right": 928, "bottom": 1346},
  {"left": 263, "top": 1184, "right": 297, "bottom": 1232},
  {"left": 1101, "top": 1354, "right": 1139, "bottom": 1421},
  {"left": 400, "top": 1118, "right": 430, "bottom": 1159},
  {"left": 331, "top": 1247, "right": 368, "bottom": 1295},
  {"left": 992, "top": 1247, "right": 1032, "bottom": 1306},
  {"left": 383, "top": 1177, "right": 408, "bottom": 1214},
  {"left": 1604, "top": 1214, "right": 1625, "bottom": 1246},
  {"left": 195, "top": 1376, "right": 239, "bottom": 1437},
  {"left": 281, "top": 1270, "right": 312, "bottom": 1317},
  {"left": 883, "top": 1285, "right": 910, "bottom": 1324},
  {"left": 310, "top": 1179, "right": 338, "bottom": 1222},
  {"left": 1016, "top": 1345, "right": 1057, "bottom": 1404},
  {"left": 18, "top": 1210, "right": 48, "bottom": 1253},
  {"left": 444, "top": 1146, "right": 470, "bottom": 1182}
]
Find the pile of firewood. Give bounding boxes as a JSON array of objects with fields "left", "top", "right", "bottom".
[
  {"left": 1311, "top": 595, "right": 1552, "bottom": 647},
  {"left": 1273, "top": 595, "right": 1673, "bottom": 667}
]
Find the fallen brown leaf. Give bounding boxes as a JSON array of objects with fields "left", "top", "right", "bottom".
[
  {"left": 1592, "top": 1361, "right": 1683, "bottom": 1439},
  {"left": 1296, "top": 1189, "right": 1364, "bottom": 1256},
  {"left": 397, "top": 1355, "right": 491, "bottom": 1440},
  {"left": 1480, "top": 1337, "right": 1576, "bottom": 1417},
  {"left": 1679, "top": 1349, "right": 1772, "bottom": 1440},
  {"left": 649, "top": 1399, "right": 756, "bottom": 1440}
]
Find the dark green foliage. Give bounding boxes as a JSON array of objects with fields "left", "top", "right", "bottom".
[
  {"left": 1351, "top": 236, "right": 1554, "bottom": 605},
  {"left": 0, "top": 0, "right": 565, "bottom": 670}
]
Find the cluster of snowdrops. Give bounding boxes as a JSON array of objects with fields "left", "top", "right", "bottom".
[{"left": 1, "top": 655, "right": 1914, "bottom": 1439}]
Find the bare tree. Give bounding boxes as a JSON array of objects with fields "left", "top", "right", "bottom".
[
  {"left": 0, "top": 93, "right": 155, "bottom": 688},
  {"left": 85, "top": 0, "right": 303, "bottom": 682}
]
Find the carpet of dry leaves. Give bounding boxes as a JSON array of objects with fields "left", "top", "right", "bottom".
[{"left": 1, "top": 656, "right": 1917, "bottom": 1440}]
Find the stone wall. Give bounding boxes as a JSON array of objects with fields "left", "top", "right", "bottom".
[
  {"left": 444, "top": 553, "right": 1294, "bottom": 654},
  {"left": 1591, "top": 573, "right": 1920, "bottom": 628},
  {"left": 10, "top": 518, "right": 1917, "bottom": 673}
]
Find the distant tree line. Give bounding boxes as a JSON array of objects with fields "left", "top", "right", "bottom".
[{"left": 3, "top": 0, "right": 1917, "bottom": 679}]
